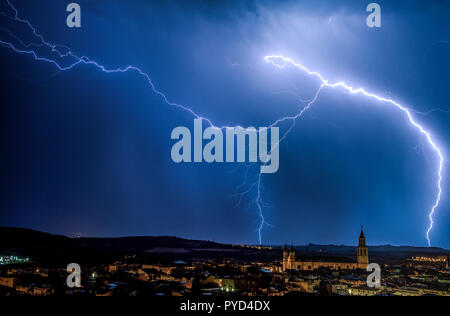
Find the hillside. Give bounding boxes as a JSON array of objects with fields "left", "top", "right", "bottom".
[{"left": 0, "top": 227, "right": 448, "bottom": 264}]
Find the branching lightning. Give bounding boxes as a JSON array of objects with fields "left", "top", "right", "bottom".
[
  {"left": 264, "top": 55, "right": 444, "bottom": 247},
  {"left": 0, "top": 1, "right": 444, "bottom": 246}
]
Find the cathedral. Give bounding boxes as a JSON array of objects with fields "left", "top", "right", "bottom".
[{"left": 282, "top": 226, "right": 369, "bottom": 271}]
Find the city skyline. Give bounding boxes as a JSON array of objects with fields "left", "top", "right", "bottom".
[{"left": 0, "top": 225, "right": 449, "bottom": 297}]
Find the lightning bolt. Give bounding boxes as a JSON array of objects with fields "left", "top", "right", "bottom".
[
  {"left": 0, "top": 0, "right": 218, "bottom": 125},
  {"left": 0, "top": 1, "right": 444, "bottom": 246},
  {"left": 412, "top": 108, "right": 450, "bottom": 116},
  {"left": 0, "top": 0, "right": 269, "bottom": 242},
  {"left": 264, "top": 55, "right": 444, "bottom": 247}
]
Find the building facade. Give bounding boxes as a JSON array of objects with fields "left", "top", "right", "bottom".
[{"left": 282, "top": 226, "right": 369, "bottom": 271}]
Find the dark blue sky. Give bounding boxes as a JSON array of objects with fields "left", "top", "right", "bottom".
[{"left": 0, "top": 0, "right": 449, "bottom": 247}]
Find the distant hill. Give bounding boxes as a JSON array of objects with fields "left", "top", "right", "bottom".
[
  {"left": 74, "top": 235, "right": 232, "bottom": 253},
  {"left": 0, "top": 227, "right": 238, "bottom": 264},
  {"left": 0, "top": 226, "right": 81, "bottom": 264},
  {"left": 0, "top": 226, "right": 74, "bottom": 253},
  {"left": 292, "top": 244, "right": 450, "bottom": 260},
  {"left": 0, "top": 227, "right": 448, "bottom": 265}
]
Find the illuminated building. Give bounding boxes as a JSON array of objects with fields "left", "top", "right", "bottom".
[{"left": 282, "top": 226, "right": 369, "bottom": 271}]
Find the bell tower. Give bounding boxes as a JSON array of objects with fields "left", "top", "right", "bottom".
[
  {"left": 357, "top": 226, "right": 369, "bottom": 265},
  {"left": 288, "top": 245, "right": 295, "bottom": 270},
  {"left": 282, "top": 245, "right": 288, "bottom": 271}
]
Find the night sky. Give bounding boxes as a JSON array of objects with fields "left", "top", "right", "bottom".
[{"left": 0, "top": 0, "right": 449, "bottom": 247}]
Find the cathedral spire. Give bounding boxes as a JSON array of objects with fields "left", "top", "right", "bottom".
[
  {"left": 357, "top": 225, "right": 368, "bottom": 265},
  {"left": 359, "top": 225, "right": 365, "bottom": 239}
]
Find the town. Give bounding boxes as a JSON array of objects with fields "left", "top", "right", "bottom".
[
  {"left": 0, "top": 228, "right": 449, "bottom": 296},
  {"left": 1, "top": 252, "right": 449, "bottom": 296}
]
